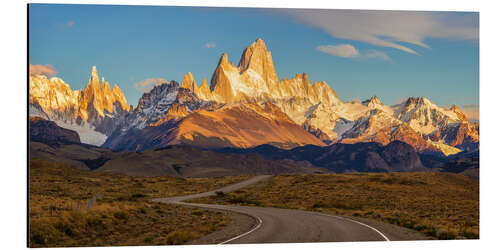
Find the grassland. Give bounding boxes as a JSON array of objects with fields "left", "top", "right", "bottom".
[
  {"left": 190, "top": 172, "right": 479, "bottom": 240},
  {"left": 29, "top": 158, "right": 249, "bottom": 247}
]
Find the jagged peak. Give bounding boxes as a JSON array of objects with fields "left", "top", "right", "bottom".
[
  {"left": 312, "top": 80, "right": 328, "bottom": 89},
  {"left": 363, "top": 95, "right": 383, "bottom": 106},
  {"left": 238, "top": 39, "right": 269, "bottom": 68},
  {"left": 298, "top": 73, "right": 310, "bottom": 85},
  {"left": 101, "top": 77, "right": 111, "bottom": 89},
  {"left": 252, "top": 38, "right": 268, "bottom": 51},
  {"left": 405, "top": 96, "right": 431, "bottom": 106},
  {"left": 112, "top": 84, "right": 125, "bottom": 96},
  {"left": 181, "top": 72, "right": 197, "bottom": 90},
  {"left": 237, "top": 38, "right": 278, "bottom": 82},
  {"left": 153, "top": 80, "right": 178, "bottom": 91},
  {"left": 185, "top": 72, "right": 194, "bottom": 80},
  {"left": 450, "top": 104, "right": 468, "bottom": 121},
  {"left": 91, "top": 66, "right": 98, "bottom": 80},
  {"left": 200, "top": 78, "right": 209, "bottom": 89},
  {"left": 219, "top": 53, "right": 230, "bottom": 66}
]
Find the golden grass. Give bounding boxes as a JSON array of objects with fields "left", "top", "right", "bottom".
[
  {"left": 29, "top": 158, "right": 248, "bottom": 247},
  {"left": 191, "top": 172, "right": 479, "bottom": 240}
]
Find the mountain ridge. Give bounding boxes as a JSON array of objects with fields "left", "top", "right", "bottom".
[
  {"left": 29, "top": 66, "right": 132, "bottom": 145},
  {"left": 29, "top": 38, "right": 479, "bottom": 155}
]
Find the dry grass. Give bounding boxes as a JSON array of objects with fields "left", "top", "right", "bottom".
[
  {"left": 29, "top": 158, "right": 248, "bottom": 247},
  {"left": 191, "top": 172, "right": 479, "bottom": 240}
]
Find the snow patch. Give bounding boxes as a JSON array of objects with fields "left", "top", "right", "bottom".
[
  {"left": 333, "top": 119, "right": 355, "bottom": 139},
  {"left": 55, "top": 121, "right": 108, "bottom": 146}
]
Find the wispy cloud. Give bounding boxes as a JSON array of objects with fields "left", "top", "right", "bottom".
[
  {"left": 286, "top": 10, "right": 478, "bottom": 54},
  {"left": 205, "top": 42, "right": 216, "bottom": 48},
  {"left": 395, "top": 97, "right": 408, "bottom": 105},
  {"left": 317, "top": 44, "right": 359, "bottom": 58},
  {"left": 134, "top": 78, "right": 168, "bottom": 92},
  {"left": 461, "top": 104, "right": 479, "bottom": 121},
  {"left": 66, "top": 21, "right": 75, "bottom": 27},
  {"left": 317, "top": 44, "right": 391, "bottom": 61},
  {"left": 29, "top": 64, "right": 57, "bottom": 77}
]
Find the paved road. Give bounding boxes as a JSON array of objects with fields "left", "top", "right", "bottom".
[{"left": 154, "top": 175, "right": 396, "bottom": 244}]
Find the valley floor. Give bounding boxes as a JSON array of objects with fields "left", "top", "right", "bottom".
[
  {"left": 189, "top": 173, "right": 479, "bottom": 240},
  {"left": 28, "top": 158, "right": 250, "bottom": 247},
  {"left": 28, "top": 158, "right": 479, "bottom": 247}
]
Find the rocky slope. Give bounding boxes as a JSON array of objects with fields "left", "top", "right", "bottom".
[
  {"left": 29, "top": 66, "right": 131, "bottom": 145},
  {"left": 216, "top": 140, "right": 427, "bottom": 173},
  {"left": 30, "top": 38, "right": 478, "bottom": 155},
  {"left": 103, "top": 82, "right": 325, "bottom": 151},
  {"left": 174, "top": 38, "right": 479, "bottom": 155},
  {"left": 30, "top": 139, "right": 328, "bottom": 177},
  {"left": 29, "top": 116, "right": 80, "bottom": 145}
]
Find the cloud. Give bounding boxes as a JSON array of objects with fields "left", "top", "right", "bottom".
[
  {"left": 29, "top": 64, "right": 57, "bottom": 77},
  {"left": 364, "top": 50, "right": 391, "bottom": 61},
  {"left": 66, "top": 21, "right": 75, "bottom": 27},
  {"left": 205, "top": 42, "right": 216, "bottom": 48},
  {"left": 317, "top": 44, "right": 391, "bottom": 61},
  {"left": 134, "top": 78, "right": 168, "bottom": 92},
  {"left": 395, "top": 97, "right": 408, "bottom": 105},
  {"left": 286, "top": 10, "right": 479, "bottom": 54},
  {"left": 317, "top": 44, "right": 359, "bottom": 58},
  {"left": 461, "top": 104, "right": 479, "bottom": 122}
]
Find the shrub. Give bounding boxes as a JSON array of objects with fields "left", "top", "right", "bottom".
[
  {"left": 191, "top": 211, "right": 203, "bottom": 216},
  {"left": 131, "top": 193, "right": 147, "bottom": 199},
  {"left": 165, "top": 231, "right": 198, "bottom": 245}
]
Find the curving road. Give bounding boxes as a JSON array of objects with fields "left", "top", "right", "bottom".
[{"left": 153, "top": 175, "right": 425, "bottom": 244}]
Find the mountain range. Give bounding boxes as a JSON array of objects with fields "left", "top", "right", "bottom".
[
  {"left": 29, "top": 38, "right": 479, "bottom": 157},
  {"left": 29, "top": 116, "right": 477, "bottom": 178},
  {"left": 29, "top": 66, "right": 131, "bottom": 145}
]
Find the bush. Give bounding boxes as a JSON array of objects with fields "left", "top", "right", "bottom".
[
  {"left": 131, "top": 193, "right": 147, "bottom": 199},
  {"left": 29, "top": 221, "right": 59, "bottom": 246},
  {"left": 144, "top": 236, "right": 153, "bottom": 243},
  {"left": 165, "top": 231, "right": 198, "bottom": 245},
  {"left": 191, "top": 211, "right": 203, "bottom": 216}
]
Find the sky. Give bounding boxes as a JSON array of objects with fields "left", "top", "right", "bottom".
[{"left": 29, "top": 4, "right": 479, "bottom": 119}]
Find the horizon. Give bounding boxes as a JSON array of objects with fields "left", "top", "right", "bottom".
[{"left": 28, "top": 4, "right": 479, "bottom": 120}]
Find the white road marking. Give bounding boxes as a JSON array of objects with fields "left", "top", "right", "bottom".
[
  {"left": 318, "top": 212, "right": 390, "bottom": 241},
  {"left": 154, "top": 175, "right": 391, "bottom": 243},
  {"left": 218, "top": 216, "right": 263, "bottom": 244}
]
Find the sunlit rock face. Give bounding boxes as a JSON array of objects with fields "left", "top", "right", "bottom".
[
  {"left": 176, "top": 38, "right": 478, "bottom": 155},
  {"left": 29, "top": 38, "right": 478, "bottom": 155},
  {"left": 179, "top": 38, "right": 344, "bottom": 142},
  {"left": 29, "top": 66, "right": 131, "bottom": 145}
]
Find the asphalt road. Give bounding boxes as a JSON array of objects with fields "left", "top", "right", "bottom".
[{"left": 153, "top": 175, "right": 425, "bottom": 244}]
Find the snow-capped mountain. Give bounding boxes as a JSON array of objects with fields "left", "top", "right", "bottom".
[
  {"left": 29, "top": 66, "right": 132, "bottom": 145},
  {"left": 338, "top": 96, "right": 478, "bottom": 154},
  {"left": 29, "top": 38, "right": 478, "bottom": 155},
  {"left": 182, "top": 38, "right": 341, "bottom": 106},
  {"left": 103, "top": 81, "right": 323, "bottom": 151},
  {"left": 116, "top": 81, "right": 212, "bottom": 132},
  {"left": 175, "top": 38, "right": 479, "bottom": 155}
]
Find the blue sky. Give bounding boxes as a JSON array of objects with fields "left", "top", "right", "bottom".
[{"left": 29, "top": 4, "right": 479, "bottom": 116}]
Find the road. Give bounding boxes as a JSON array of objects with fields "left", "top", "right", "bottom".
[{"left": 153, "top": 175, "right": 427, "bottom": 244}]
